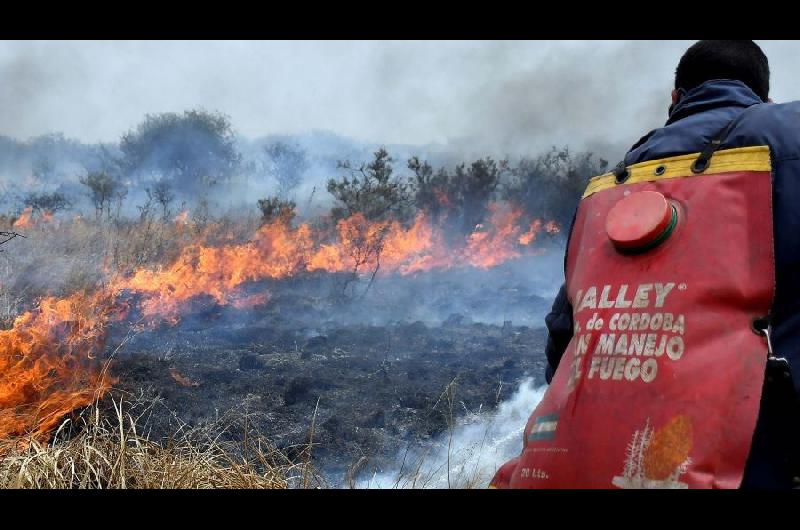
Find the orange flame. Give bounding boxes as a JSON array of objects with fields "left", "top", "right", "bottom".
[
  {"left": 169, "top": 369, "right": 199, "bottom": 388},
  {"left": 0, "top": 289, "right": 124, "bottom": 440},
  {"left": 519, "top": 219, "right": 543, "bottom": 246},
  {"left": 463, "top": 204, "right": 525, "bottom": 269},
  {"left": 12, "top": 207, "right": 33, "bottom": 229},
  {"left": 173, "top": 210, "right": 190, "bottom": 225},
  {"left": 12, "top": 207, "right": 55, "bottom": 229},
  {"left": 118, "top": 205, "right": 561, "bottom": 322}
]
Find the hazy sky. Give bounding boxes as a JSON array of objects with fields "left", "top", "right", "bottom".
[{"left": 1, "top": 40, "right": 797, "bottom": 155}]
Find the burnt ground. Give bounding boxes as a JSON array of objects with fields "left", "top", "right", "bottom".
[{"left": 100, "top": 262, "right": 555, "bottom": 483}]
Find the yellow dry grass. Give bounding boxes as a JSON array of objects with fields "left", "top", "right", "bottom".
[{"left": 0, "top": 395, "right": 315, "bottom": 489}]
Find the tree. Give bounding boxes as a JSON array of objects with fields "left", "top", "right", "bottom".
[
  {"left": 257, "top": 196, "right": 297, "bottom": 225},
  {"left": 26, "top": 133, "right": 84, "bottom": 182},
  {"left": 31, "top": 155, "right": 55, "bottom": 181},
  {"left": 337, "top": 213, "right": 391, "bottom": 298},
  {"left": 119, "top": 109, "right": 241, "bottom": 194},
  {"left": 505, "top": 147, "right": 608, "bottom": 229},
  {"left": 325, "top": 148, "right": 414, "bottom": 298},
  {"left": 451, "top": 157, "right": 507, "bottom": 236},
  {"left": 264, "top": 141, "right": 309, "bottom": 199},
  {"left": 90, "top": 144, "right": 125, "bottom": 176},
  {"left": 23, "top": 191, "right": 71, "bottom": 215},
  {"left": 408, "top": 157, "right": 451, "bottom": 225},
  {"left": 80, "top": 171, "right": 122, "bottom": 221},
  {"left": 408, "top": 156, "right": 508, "bottom": 237},
  {"left": 113, "top": 187, "right": 128, "bottom": 222},
  {"left": 327, "top": 148, "right": 411, "bottom": 222},
  {"left": 151, "top": 179, "right": 175, "bottom": 220}
]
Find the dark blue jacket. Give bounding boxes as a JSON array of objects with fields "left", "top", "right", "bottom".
[{"left": 544, "top": 79, "right": 800, "bottom": 489}]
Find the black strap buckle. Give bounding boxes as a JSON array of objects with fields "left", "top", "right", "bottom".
[
  {"left": 691, "top": 138, "right": 724, "bottom": 174},
  {"left": 613, "top": 161, "right": 629, "bottom": 184},
  {"left": 690, "top": 112, "right": 745, "bottom": 174}
]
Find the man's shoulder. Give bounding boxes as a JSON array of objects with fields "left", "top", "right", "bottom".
[
  {"left": 740, "top": 100, "right": 800, "bottom": 125},
  {"left": 735, "top": 102, "right": 800, "bottom": 160},
  {"left": 625, "top": 101, "right": 800, "bottom": 167}
]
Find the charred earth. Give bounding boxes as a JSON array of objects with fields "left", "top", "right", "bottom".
[{"left": 105, "top": 262, "right": 553, "bottom": 485}]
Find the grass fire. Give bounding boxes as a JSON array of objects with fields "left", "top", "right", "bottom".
[{"left": 0, "top": 67, "right": 608, "bottom": 487}]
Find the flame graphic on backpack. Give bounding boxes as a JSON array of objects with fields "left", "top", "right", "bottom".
[{"left": 612, "top": 415, "right": 693, "bottom": 489}]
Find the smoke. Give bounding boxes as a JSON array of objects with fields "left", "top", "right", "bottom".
[
  {"left": 0, "top": 41, "right": 665, "bottom": 158},
  {"left": 4, "top": 40, "right": 800, "bottom": 218},
  {"left": 452, "top": 42, "right": 673, "bottom": 159},
  {"left": 353, "top": 378, "right": 546, "bottom": 489},
  {"left": 3, "top": 41, "right": 800, "bottom": 151}
]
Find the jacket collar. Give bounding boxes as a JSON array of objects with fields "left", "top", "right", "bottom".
[{"left": 666, "top": 79, "right": 764, "bottom": 125}]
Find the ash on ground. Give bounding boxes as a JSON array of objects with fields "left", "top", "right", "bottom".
[{"left": 105, "top": 258, "right": 555, "bottom": 485}]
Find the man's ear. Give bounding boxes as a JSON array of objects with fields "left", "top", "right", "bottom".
[{"left": 671, "top": 89, "right": 681, "bottom": 105}]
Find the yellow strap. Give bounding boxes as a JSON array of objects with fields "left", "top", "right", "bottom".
[{"left": 582, "top": 145, "right": 771, "bottom": 199}]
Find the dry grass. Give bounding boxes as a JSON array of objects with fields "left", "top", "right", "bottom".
[
  {"left": 0, "top": 394, "right": 317, "bottom": 489},
  {"left": 0, "top": 212, "right": 260, "bottom": 328},
  {"left": 0, "top": 211, "right": 317, "bottom": 489}
]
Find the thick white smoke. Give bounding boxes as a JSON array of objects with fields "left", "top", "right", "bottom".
[{"left": 356, "top": 378, "right": 546, "bottom": 489}]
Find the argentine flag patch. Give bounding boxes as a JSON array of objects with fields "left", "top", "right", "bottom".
[{"left": 528, "top": 413, "right": 559, "bottom": 441}]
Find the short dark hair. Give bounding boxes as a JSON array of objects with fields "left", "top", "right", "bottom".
[{"left": 675, "top": 40, "right": 770, "bottom": 101}]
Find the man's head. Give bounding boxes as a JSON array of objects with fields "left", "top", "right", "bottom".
[{"left": 672, "top": 40, "right": 770, "bottom": 105}]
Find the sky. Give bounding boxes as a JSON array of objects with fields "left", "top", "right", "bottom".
[{"left": 1, "top": 40, "right": 798, "bottom": 156}]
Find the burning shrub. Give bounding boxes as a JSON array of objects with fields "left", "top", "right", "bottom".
[
  {"left": 257, "top": 196, "right": 297, "bottom": 226},
  {"left": 335, "top": 213, "right": 392, "bottom": 294},
  {"left": 79, "top": 171, "right": 125, "bottom": 221},
  {"left": 408, "top": 157, "right": 451, "bottom": 225},
  {"left": 504, "top": 146, "right": 608, "bottom": 229},
  {"left": 23, "top": 191, "right": 71, "bottom": 216},
  {"left": 450, "top": 157, "right": 508, "bottom": 236},
  {"left": 409, "top": 156, "right": 509, "bottom": 239},
  {"left": 150, "top": 179, "right": 176, "bottom": 221},
  {"left": 327, "top": 148, "right": 411, "bottom": 223}
]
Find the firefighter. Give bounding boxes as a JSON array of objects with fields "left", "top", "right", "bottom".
[{"left": 492, "top": 40, "right": 800, "bottom": 489}]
